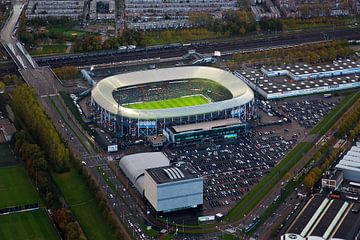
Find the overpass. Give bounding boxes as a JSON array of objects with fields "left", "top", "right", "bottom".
[{"left": 0, "top": 1, "right": 61, "bottom": 97}]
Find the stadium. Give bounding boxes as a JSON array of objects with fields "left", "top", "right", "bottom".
[{"left": 91, "top": 66, "right": 254, "bottom": 137}]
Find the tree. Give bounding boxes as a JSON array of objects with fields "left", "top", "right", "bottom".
[{"left": 0, "top": 81, "right": 4, "bottom": 93}]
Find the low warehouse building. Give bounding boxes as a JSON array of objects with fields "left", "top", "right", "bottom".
[
  {"left": 336, "top": 145, "right": 360, "bottom": 182},
  {"left": 119, "top": 152, "right": 170, "bottom": 193}
]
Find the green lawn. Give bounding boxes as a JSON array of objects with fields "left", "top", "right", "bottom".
[
  {"left": 53, "top": 168, "right": 117, "bottom": 240},
  {"left": 0, "top": 144, "right": 17, "bottom": 166},
  {"left": 47, "top": 25, "right": 87, "bottom": 39},
  {"left": 0, "top": 166, "right": 40, "bottom": 209},
  {"left": 30, "top": 44, "right": 67, "bottom": 56},
  {"left": 123, "top": 95, "right": 210, "bottom": 110},
  {"left": 0, "top": 209, "right": 59, "bottom": 240}
]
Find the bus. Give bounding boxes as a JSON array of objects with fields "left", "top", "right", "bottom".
[
  {"left": 244, "top": 217, "right": 260, "bottom": 233},
  {"left": 330, "top": 194, "right": 340, "bottom": 199}
]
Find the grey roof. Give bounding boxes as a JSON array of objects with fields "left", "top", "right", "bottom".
[
  {"left": 146, "top": 162, "right": 202, "bottom": 184},
  {"left": 91, "top": 66, "right": 254, "bottom": 119},
  {"left": 119, "top": 152, "right": 170, "bottom": 193},
  {"left": 171, "top": 118, "right": 242, "bottom": 133},
  {"left": 236, "top": 59, "right": 360, "bottom": 98}
]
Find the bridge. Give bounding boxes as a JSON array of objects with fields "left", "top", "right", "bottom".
[{"left": 0, "top": 1, "right": 62, "bottom": 97}]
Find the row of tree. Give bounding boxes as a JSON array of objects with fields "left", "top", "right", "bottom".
[
  {"left": 334, "top": 95, "right": 360, "bottom": 139},
  {"left": 229, "top": 41, "right": 354, "bottom": 67},
  {"left": 12, "top": 85, "right": 70, "bottom": 172},
  {"left": 304, "top": 142, "right": 341, "bottom": 188},
  {"left": 304, "top": 95, "right": 360, "bottom": 188},
  {"left": 0, "top": 81, "right": 4, "bottom": 92},
  {"left": 14, "top": 131, "right": 85, "bottom": 240}
]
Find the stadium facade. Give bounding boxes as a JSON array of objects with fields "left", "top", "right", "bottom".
[{"left": 91, "top": 66, "right": 254, "bottom": 137}]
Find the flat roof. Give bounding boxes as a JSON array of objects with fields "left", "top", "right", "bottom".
[
  {"left": 92, "top": 66, "right": 254, "bottom": 119},
  {"left": 236, "top": 59, "right": 360, "bottom": 97},
  {"left": 332, "top": 205, "right": 360, "bottom": 239},
  {"left": 171, "top": 118, "right": 242, "bottom": 133},
  {"left": 311, "top": 200, "right": 344, "bottom": 236},
  {"left": 288, "top": 195, "right": 324, "bottom": 234},
  {"left": 146, "top": 163, "right": 202, "bottom": 184},
  {"left": 323, "top": 170, "right": 343, "bottom": 181},
  {"left": 262, "top": 59, "right": 360, "bottom": 75},
  {"left": 286, "top": 196, "right": 359, "bottom": 239},
  {"left": 336, "top": 145, "right": 360, "bottom": 171}
]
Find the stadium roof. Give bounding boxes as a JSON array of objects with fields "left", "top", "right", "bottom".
[
  {"left": 119, "top": 152, "right": 170, "bottom": 193},
  {"left": 91, "top": 66, "right": 254, "bottom": 119}
]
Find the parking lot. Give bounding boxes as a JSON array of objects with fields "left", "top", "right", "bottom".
[
  {"left": 277, "top": 97, "right": 340, "bottom": 129},
  {"left": 166, "top": 131, "right": 297, "bottom": 215}
]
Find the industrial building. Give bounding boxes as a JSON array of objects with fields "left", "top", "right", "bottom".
[
  {"left": 282, "top": 195, "right": 360, "bottom": 240},
  {"left": 321, "top": 170, "right": 344, "bottom": 190},
  {"left": 144, "top": 163, "right": 203, "bottom": 212},
  {"left": 91, "top": 66, "right": 254, "bottom": 138},
  {"left": 163, "top": 118, "right": 249, "bottom": 146},
  {"left": 336, "top": 144, "right": 360, "bottom": 182},
  {"left": 124, "top": 0, "right": 237, "bottom": 30},
  {"left": 26, "top": 0, "right": 85, "bottom": 20},
  {"left": 119, "top": 152, "right": 204, "bottom": 213},
  {"left": 119, "top": 152, "right": 170, "bottom": 193},
  {"left": 235, "top": 59, "right": 360, "bottom": 99}
]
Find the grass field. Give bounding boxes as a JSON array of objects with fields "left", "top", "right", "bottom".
[
  {"left": 0, "top": 162, "right": 58, "bottom": 240},
  {"left": 0, "top": 166, "right": 40, "bottom": 209},
  {"left": 0, "top": 209, "right": 59, "bottom": 240},
  {"left": 30, "top": 44, "right": 67, "bottom": 56},
  {"left": 123, "top": 95, "right": 210, "bottom": 110},
  {"left": 53, "top": 168, "right": 117, "bottom": 240}
]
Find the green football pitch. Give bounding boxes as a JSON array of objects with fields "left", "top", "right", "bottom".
[
  {"left": 0, "top": 209, "right": 59, "bottom": 240},
  {"left": 0, "top": 166, "right": 40, "bottom": 209},
  {"left": 123, "top": 95, "right": 210, "bottom": 110}
]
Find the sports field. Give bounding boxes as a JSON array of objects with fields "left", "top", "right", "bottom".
[
  {"left": 0, "top": 164, "right": 58, "bottom": 240},
  {"left": 0, "top": 166, "right": 40, "bottom": 209},
  {"left": 123, "top": 95, "right": 210, "bottom": 110},
  {"left": 0, "top": 209, "right": 59, "bottom": 240}
]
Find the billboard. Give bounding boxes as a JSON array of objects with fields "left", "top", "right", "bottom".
[
  {"left": 107, "top": 144, "right": 118, "bottom": 153},
  {"left": 138, "top": 120, "right": 156, "bottom": 128}
]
